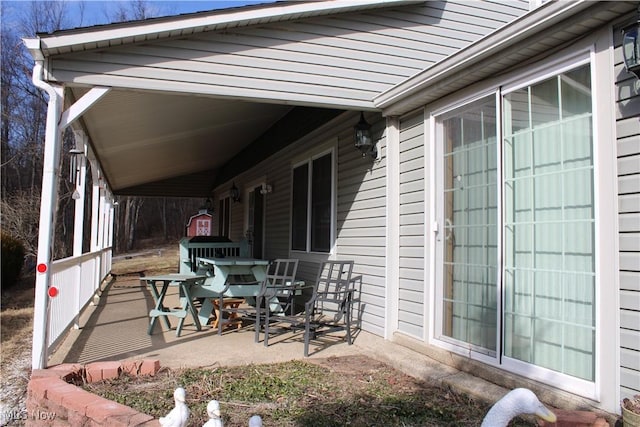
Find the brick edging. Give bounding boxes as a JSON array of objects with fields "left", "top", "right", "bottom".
[{"left": 26, "top": 360, "right": 161, "bottom": 426}]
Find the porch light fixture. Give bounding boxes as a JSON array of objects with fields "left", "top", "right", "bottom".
[
  {"left": 230, "top": 182, "right": 241, "bottom": 203},
  {"left": 622, "top": 4, "right": 640, "bottom": 79},
  {"left": 354, "top": 112, "right": 376, "bottom": 159}
]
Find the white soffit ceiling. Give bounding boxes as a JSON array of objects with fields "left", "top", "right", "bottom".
[{"left": 74, "top": 88, "right": 292, "bottom": 191}]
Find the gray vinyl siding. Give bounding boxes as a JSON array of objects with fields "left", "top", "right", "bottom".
[
  {"left": 336, "top": 114, "right": 388, "bottom": 336},
  {"left": 216, "top": 111, "right": 388, "bottom": 335},
  {"left": 47, "top": 1, "right": 528, "bottom": 109},
  {"left": 614, "top": 24, "right": 640, "bottom": 401},
  {"left": 398, "top": 112, "right": 425, "bottom": 338}
]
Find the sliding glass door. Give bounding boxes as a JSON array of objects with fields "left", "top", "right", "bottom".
[
  {"left": 438, "top": 96, "right": 499, "bottom": 355},
  {"left": 502, "top": 64, "right": 595, "bottom": 381},
  {"left": 435, "top": 63, "right": 595, "bottom": 383}
]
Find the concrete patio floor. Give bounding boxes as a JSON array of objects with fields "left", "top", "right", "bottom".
[
  {"left": 49, "top": 275, "right": 368, "bottom": 368},
  {"left": 48, "top": 274, "right": 510, "bottom": 407}
]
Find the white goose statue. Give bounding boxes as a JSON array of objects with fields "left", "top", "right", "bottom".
[
  {"left": 159, "top": 387, "right": 190, "bottom": 427},
  {"left": 202, "top": 400, "right": 223, "bottom": 427},
  {"left": 248, "top": 415, "right": 263, "bottom": 427},
  {"left": 481, "top": 388, "right": 557, "bottom": 427}
]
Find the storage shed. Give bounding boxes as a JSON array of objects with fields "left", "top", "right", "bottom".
[{"left": 185, "top": 210, "right": 212, "bottom": 237}]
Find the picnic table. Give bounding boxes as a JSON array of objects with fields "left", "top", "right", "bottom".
[
  {"left": 142, "top": 274, "right": 207, "bottom": 337},
  {"left": 192, "top": 257, "right": 270, "bottom": 334}
]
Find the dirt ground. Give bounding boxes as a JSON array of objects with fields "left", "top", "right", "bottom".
[
  {"left": 0, "top": 276, "right": 36, "bottom": 427},
  {"left": 83, "top": 353, "right": 507, "bottom": 427}
]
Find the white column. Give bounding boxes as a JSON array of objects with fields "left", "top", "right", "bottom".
[
  {"left": 108, "top": 201, "right": 115, "bottom": 248},
  {"left": 98, "top": 187, "right": 106, "bottom": 249},
  {"left": 31, "top": 78, "right": 64, "bottom": 369},
  {"left": 72, "top": 131, "right": 88, "bottom": 329},
  {"left": 89, "top": 166, "right": 103, "bottom": 298},
  {"left": 72, "top": 131, "right": 87, "bottom": 256},
  {"left": 90, "top": 169, "right": 101, "bottom": 252}
]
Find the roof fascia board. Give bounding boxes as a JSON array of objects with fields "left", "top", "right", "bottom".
[
  {"left": 374, "top": 0, "right": 597, "bottom": 112},
  {"left": 27, "top": 0, "right": 419, "bottom": 56},
  {"left": 23, "top": 38, "right": 45, "bottom": 61}
]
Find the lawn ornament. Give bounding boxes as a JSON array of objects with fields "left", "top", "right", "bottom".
[
  {"left": 481, "top": 388, "right": 556, "bottom": 427},
  {"left": 248, "top": 415, "right": 262, "bottom": 426},
  {"left": 159, "top": 387, "right": 190, "bottom": 427},
  {"left": 202, "top": 400, "right": 223, "bottom": 427}
]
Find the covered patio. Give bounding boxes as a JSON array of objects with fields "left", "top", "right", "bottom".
[
  {"left": 25, "top": 0, "right": 423, "bottom": 369},
  {"left": 23, "top": 0, "right": 541, "bottom": 372},
  {"left": 49, "top": 262, "right": 367, "bottom": 368}
]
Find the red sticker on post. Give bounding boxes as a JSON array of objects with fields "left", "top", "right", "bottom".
[
  {"left": 37, "top": 263, "right": 47, "bottom": 273},
  {"left": 48, "top": 287, "right": 59, "bottom": 298}
]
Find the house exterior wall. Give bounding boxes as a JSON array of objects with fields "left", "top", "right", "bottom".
[
  {"left": 213, "top": 111, "right": 388, "bottom": 335},
  {"left": 397, "top": 112, "right": 426, "bottom": 339},
  {"left": 614, "top": 20, "right": 640, "bottom": 402},
  {"left": 45, "top": 1, "right": 528, "bottom": 109},
  {"left": 384, "top": 18, "right": 637, "bottom": 414}
]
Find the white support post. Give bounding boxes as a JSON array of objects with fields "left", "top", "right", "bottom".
[
  {"left": 72, "top": 131, "right": 87, "bottom": 329},
  {"left": 31, "top": 65, "right": 64, "bottom": 370},
  {"left": 98, "top": 189, "right": 106, "bottom": 250},
  {"left": 90, "top": 167, "right": 102, "bottom": 293},
  {"left": 108, "top": 200, "right": 115, "bottom": 248},
  {"left": 72, "top": 131, "right": 88, "bottom": 256},
  {"left": 90, "top": 170, "right": 101, "bottom": 252}
]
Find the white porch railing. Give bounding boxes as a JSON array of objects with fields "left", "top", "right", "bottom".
[{"left": 47, "top": 248, "right": 112, "bottom": 353}]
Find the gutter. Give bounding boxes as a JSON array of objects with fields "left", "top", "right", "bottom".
[{"left": 29, "top": 43, "right": 64, "bottom": 369}]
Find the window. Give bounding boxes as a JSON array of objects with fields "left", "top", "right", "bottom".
[
  {"left": 218, "top": 196, "right": 230, "bottom": 238},
  {"left": 291, "top": 151, "right": 334, "bottom": 253},
  {"left": 434, "top": 62, "right": 596, "bottom": 388}
]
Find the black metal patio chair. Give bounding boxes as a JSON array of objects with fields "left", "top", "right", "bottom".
[
  {"left": 303, "top": 260, "right": 361, "bottom": 357},
  {"left": 256, "top": 259, "right": 361, "bottom": 357},
  {"left": 253, "top": 258, "right": 301, "bottom": 342}
]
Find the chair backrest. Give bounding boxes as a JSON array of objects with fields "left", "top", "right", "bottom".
[
  {"left": 264, "top": 258, "right": 299, "bottom": 288},
  {"left": 261, "top": 259, "right": 299, "bottom": 314},
  {"left": 314, "top": 260, "right": 354, "bottom": 297}
]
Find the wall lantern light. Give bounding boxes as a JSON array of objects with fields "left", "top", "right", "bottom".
[
  {"left": 354, "top": 112, "right": 377, "bottom": 159},
  {"left": 230, "top": 182, "right": 241, "bottom": 203},
  {"left": 622, "top": 4, "right": 640, "bottom": 79}
]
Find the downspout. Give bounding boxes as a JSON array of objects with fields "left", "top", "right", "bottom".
[{"left": 31, "top": 58, "right": 64, "bottom": 369}]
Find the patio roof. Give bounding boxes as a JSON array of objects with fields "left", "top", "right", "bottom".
[
  {"left": 32, "top": 0, "right": 419, "bottom": 58},
  {"left": 23, "top": 0, "right": 418, "bottom": 198}
]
